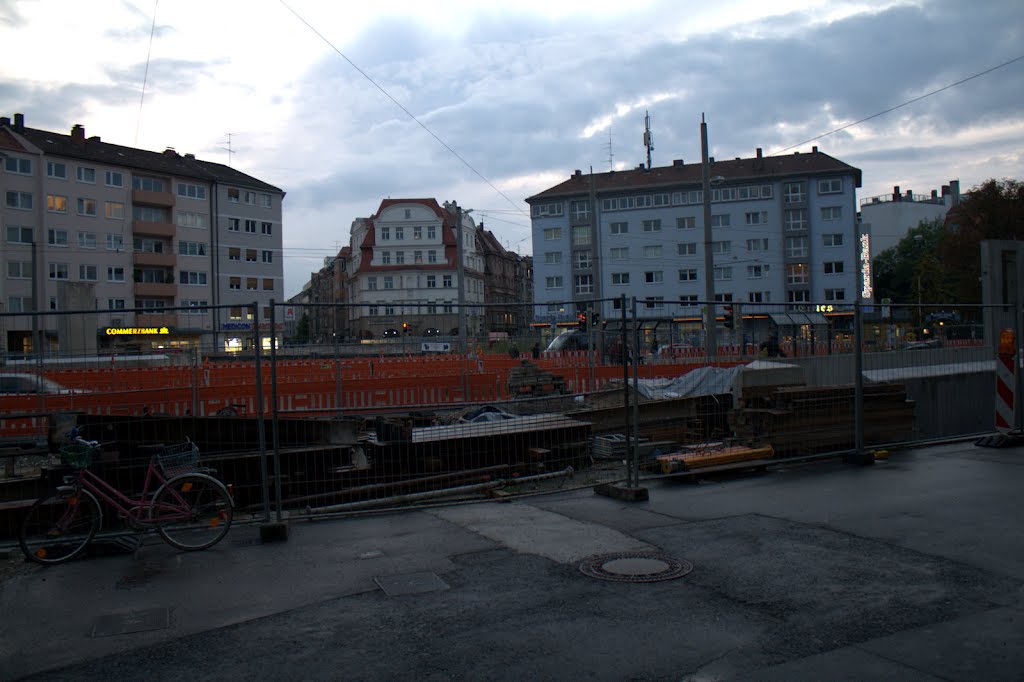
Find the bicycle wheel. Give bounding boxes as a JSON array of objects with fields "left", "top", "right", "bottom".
[
  {"left": 153, "top": 473, "right": 233, "bottom": 551},
  {"left": 20, "top": 488, "right": 102, "bottom": 565}
]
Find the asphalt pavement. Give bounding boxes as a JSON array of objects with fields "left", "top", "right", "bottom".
[{"left": 2, "top": 440, "right": 1023, "bottom": 681}]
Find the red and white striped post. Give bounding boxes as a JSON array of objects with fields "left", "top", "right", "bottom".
[{"left": 995, "top": 328, "right": 1017, "bottom": 433}]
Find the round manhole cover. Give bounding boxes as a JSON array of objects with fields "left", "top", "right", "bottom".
[{"left": 578, "top": 552, "right": 693, "bottom": 583}]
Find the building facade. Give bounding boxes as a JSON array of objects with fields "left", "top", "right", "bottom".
[
  {"left": 0, "top": 114, "right": 284, "bottom": 357},
  {"left": 527, "top": 147, "right": 863, "bottom": 325},
  {"left": 859, "top": 181, "right": 961, "bottom": 259}
]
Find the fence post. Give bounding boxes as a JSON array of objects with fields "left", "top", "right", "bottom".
[
  {"left": 621, "top": 294, "right": 631, "bottom": 484},
  {"left": 630, "top": 297, "right": 641, "bottom": 487},
  {"left": 269, "top": 300, "right": 283, "bottom": 523},
  {"left": 252, "top": 302, "right": 271, "bottom": 521}
]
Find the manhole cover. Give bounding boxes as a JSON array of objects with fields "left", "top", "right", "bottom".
[{"left": 579, "top": 552, "right": 693, "bottom": 583}]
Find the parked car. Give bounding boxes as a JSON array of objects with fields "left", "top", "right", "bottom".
[
  {"left": 422, "top": 328, "right": 441, "bottom": 337},
  {"left": 906, "top": 339, "right": 942, "bottom": 350},
  {"left": 383, "top": 328, "right": 400, "bottom": 338},
  {"left": 0, "top": 373, "right": 85, "bottom": 395}
]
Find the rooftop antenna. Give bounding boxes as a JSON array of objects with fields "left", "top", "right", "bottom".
[
  {"left": 220, "top": 132, "right": 234, "bottom": 167},
  {"left": 606, "top": 129, "right": 614, "bottom": 172},
  {"left": 643, "top": 109, "right": 654, "bottom": 169}
]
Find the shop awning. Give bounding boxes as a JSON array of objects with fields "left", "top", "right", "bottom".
[{"left": 769, "top": 312, "right": 829, "bottom": 326}]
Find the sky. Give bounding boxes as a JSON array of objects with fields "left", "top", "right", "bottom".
[{"left": 2, "top": 0, "right": 1022, "bottom": 297}]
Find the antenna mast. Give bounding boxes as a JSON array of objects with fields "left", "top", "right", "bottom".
[
  {"left": 222, "top": 132, "right": 234, "bottom": 167},
  {"left": 643, "top": 110, "right": 654, "bottom": 169},
  {"left": 606, "top": 129, "right": 614, "bottom": 172}
]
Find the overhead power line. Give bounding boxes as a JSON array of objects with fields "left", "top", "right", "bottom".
[
  {"left": 134, "top": 0, "right": 160, "bottom": 146},
  {"left": 277, "top": 1, "right": 528, "bottom": 218},
  {"left": 771, "top": 54, "right": 1024, "bottom": 156}
]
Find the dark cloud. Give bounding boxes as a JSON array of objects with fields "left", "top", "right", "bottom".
[{"left": 0, "top": 82, "right": 138, "bottom": 132}]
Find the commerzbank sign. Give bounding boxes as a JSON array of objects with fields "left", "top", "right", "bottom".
[{"left": 105, "top": 327, "right": 171, "bottom": 336}]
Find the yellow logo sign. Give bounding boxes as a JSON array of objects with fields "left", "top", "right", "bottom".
[{"left": 105, "top": 327, "right": 171, "bottom": 336}]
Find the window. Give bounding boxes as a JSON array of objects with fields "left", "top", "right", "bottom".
[
  {"left": 229, "top": 277, "right": 241, "bottom": 290},
  {"left": 245, "top": 219, "right": 257, "bottom": 234},
  {"left": 106, "top": 266, "right": 125, "bottom": 282},
  {"left": 643, "top": 245, "right": 662, "bottom": 258},
  {"left": 107, "top": 299, "right": 126, "bottom": 310},
  {"left": 784, "top": 182, "right": 805, "bottom": 204},
  {"left": 823, "top": 261, "right": 844, "bottom": 274},
  {"left": 821, "top": 206, "right": 842, "bottom": 221},
  {"left": 383, "top": 276, "right": 394, "bottom": 290},
  {"left": 711, "top": 214, "right": 730, "bottom": 228},
  {"left": 244, "top": 191, "right": 256, "bottom": 205},
  {"left": 48, "top": 229, "right": 68, "bottom": 247},
  {"left": 748, "top": 291, "right": 770, "bottom": 303},
  {"left": 785, "top": 236, "right": 808, "bottom": 258},
  {"left": 380, "top": 251, "right": 391, "bottom": 265},
  {"left": 76, "top": 198, "right": 97, "bottom": 216},
  {"left": 384, "top": 305, "right": 395, "bottom": 316},
  {"left": 784, "top": 209, "right": 807, "bottom": 231},
  {"left": 262, "top": 250, "right": 273, "bottom": 264},
  {"left": 228, "top": 218, "right": 240, "bottom": 232},
  {"left": 818, "top": 178, "right": 842, "bottom": 194},
  {"left": 544, "top": 252, "right": 562, "bottom": 264},
  {"left": 395, "top": 227, "right": 404, "bottom": 240},
  {"left": 823, "top": 234, "right": 843, "bottom": 247},
  {"left": 787, "top": 289, "right": 810, "bottom": 303},
  {"left": 176, "top": 182, "right": 207, "bottom": 200},
  {"left": 746, "top": 238, "right": 768, "bottom": 252},
  {"left": 712, "top": 241, "right": 731, "bottom": 255},
  {"left": 137, "top": 267, "right": 167, "bottom": 283},
  {"left": 747, "top": 265, "right": 766, "bottom": 279},
  {"left": 133, "top": 205, "right": 168, "bottom": 223},
  {"left": 246, "top": 278, "right": 257, "bottom": 291},
  {"left": 644, "top": 297, "right": 665, "bottom": 310},
  {"left": 105, "top": 171, "right": 123, "bottom": 187},
  {"left": 785, "top": 263, "right": 809, "bottom": 284},
  {"left": 228, "top": 248, "right": 241, "bottom": 261},
  {"left": 259, "top": 194, "right": 272, "bottom": 208},
  {"left": 7, "top": 226, "right": 32, "bottom": 243},
  {"left": 545, "top": 276, "right": 563, "bottom": 288},
  {"left": 105, "top": 202, "right": 124, "bottom": 219},
  {"left": 6, "top": 191, "right": 32, "bottom": 209},
  {"left": 79, "top": 265, "right": 97, "bottom": 281},
  {"left": 47, "top": 194, "right": 68, "bottom": 213},
  {"left": 572, "top": 225, "right": 591, "bottom": 246},
  {"left": 612, "top": 272, "right": 630, "bottom": 285},
  {"left": 427, "top": 225, "right": 437, "bottom": 240},
  {"left": 571, "top": 200, "right": 590, "bottom": 220},
  {"left": 47, "top": 161, "right": 66, "bottom": 179},
  {"left": 367, "top": 277, "right": 377, "bottom": 290},
  {"left": 825, "top": 288, "right": 846, "bottom": 301},
  {"left": 182, "top": 300, "right": 209, "bottom": 314},
  {"left": 531, "top": 202, "right": 563, "bottom": 217},
  {"left": 713, "top": 267, "right": 732, "bottom": 281},
  {"left": 137, "top": 299, "right": 166, "bottom": 311},
  {"left": 642, "top": 219, "right": 661, "bottom": 232},
  {"left": 179, "top": 271, "right": 208, "bottom": 285},
  {"left": 574, "top": 274, "right": 594, "bottom": 294},
  {"left": 227, "top": 188, "right": 240, "bottom": 203},
  {"left": 714, "top": 293, "right": 733, "bottom": 303},
  {"left": 428, "top": 250, "right": 438, "bottom": 264},
  {"left": 413, "top": 226, "right": 422, "bottom": 240},
  {"left": 395, "top": 251, "right": 405, "bottom": 265},
  {"left": 574, "top": 251, "right": 591, "bottom": 269},
  {"left": 610, "top": 247, "right": 629, "bottom": 260},
  {"left": 106, "top": 234, "right": 123, "bottom": 251},
  {"left": 5, "top": 156, "right": 31, "bottom": 174},
  {"left": 677, "top": 216, "right": 696, "bottom": 230},
  {"left": 78, "top": 232, "right": 96, "bottom": 249},
  {"left": 178, "top": 211, "right": 208, "bottom": 229},
  {"left": 261, "top": 221, "right": 272, "bottom": 235},
  {"left": 179, "top": 241, "right": 207, "bottom": 256},
  {"left": 228, "top": 307, "right": 243, "bottom": 320},
  {"left": 443, "top": 275, "right": 453, "bottom": 287},
  {"left": 543, "top": 227, "right": 562, "bottom": 240},
  {"left": 132, "top": 175, "right": 164, "bottom": 192},
  {"left": 744, "top": 211, "right": 768, "bottom": 225},
  {"left": 678, "top": 243, "right": 697, "bottom": 256},
  {"left": 679, "top": 294, "right": 698, "bottom": 304},
  {"left": 7, "top": 261, "right": 32, "bottom": 279},
  {"left": 427, "top": 275, "right": 437, "bottom": 288},
  {"left": 644, "top": 271, "right": 663, "bottom": 284},
  {"left": 380, "top": 227, "right": 390, "bottom": 241},
  {"left": 77, "top": 167, "right": 96, "bottom": 183},
  {"left": 678, "top": 268, "right": 697, "bottom": 282},
  {"left": 610, "top": 222, "right": 628, "bottom": 235},
  {"left": 263, "top": 278, "right": 274, "bottom": 291},
  {"left": 246, "top": 249, "right": 257, "bottom": 262}
]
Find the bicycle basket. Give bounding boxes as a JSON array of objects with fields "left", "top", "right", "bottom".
[
  {"left": 157, "top": 441, "right": 200, "bottom": 477},
  {"left": 59, "top": 442, "right": 96, "bottom": 469}
]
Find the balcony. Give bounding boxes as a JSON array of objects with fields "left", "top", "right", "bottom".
[
  {"left": 133, "top": 251, "right": 177, "bottom": 268},
  {"left": 132, "top": 220, "right": 176, "bottom": 238},
  {"left": 136, "top": 312, "right": 178, "bottom": 328},
  {"left": 132, "top": 188, "right": 176, "bottom": 208},
  {"left": 134, "top": 281, "right": 177, "bottom": 298}
]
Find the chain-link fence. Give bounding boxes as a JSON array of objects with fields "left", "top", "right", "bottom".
[{"left": 0, "top": 298, "right": 1017, "bottom": 543}]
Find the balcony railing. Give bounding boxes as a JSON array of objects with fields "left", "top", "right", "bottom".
[
  {"left": 132, "top": 188, "right": 176, "bottom": 207},
  {"left": 132, "top": 220, "right": 176, "bottom": 238},
  {"left": 136, "top": 312, "right": 178, "bottom": 328},
  {"left": 134, "top": 281, "right": 177, "bottom": 298},
  {"left": 132, "top": 251, "right": 177, "bottom": 268}
]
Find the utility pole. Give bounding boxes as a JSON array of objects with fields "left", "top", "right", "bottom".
[
  {"left": 454, "top": 201, "right": 467, "bottom": 355},
  {"left": 701, "top": 115, "right": 718, "bottom": 360}
]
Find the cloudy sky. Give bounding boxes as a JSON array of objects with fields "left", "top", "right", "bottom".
[{"left": 2, "top": 0, "right": 1022, "bottom": 296}]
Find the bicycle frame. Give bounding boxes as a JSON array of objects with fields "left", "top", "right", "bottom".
[{"left": 66, "top": 455, "right": 198, "bottom": 527}]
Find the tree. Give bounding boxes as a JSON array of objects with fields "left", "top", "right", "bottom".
[
  {"left": 871, "top": 217, "right": 946, "bottom": 304},
  {"left": 292, "top": 313, "right": 310, "bottom": 344}
]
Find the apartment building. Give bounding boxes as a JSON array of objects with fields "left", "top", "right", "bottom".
[
  {"left": 0, "top": 113, "right": 284, "bottom": 357},
  {"left": 859, "top": 181, "right": 961, "bottom": 259},
  {"left": 527, "top": 147, "right": 863, "bottom": 328}
]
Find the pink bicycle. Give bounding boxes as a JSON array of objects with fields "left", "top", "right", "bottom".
[{"left": 19, "top": 436, "right": 233, "bottom": 565}]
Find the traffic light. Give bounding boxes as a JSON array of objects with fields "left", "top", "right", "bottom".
[
  {"left": 577, "top": 312, "right": 588, "bottom": 331},
  {"left": 723, "top": 306, "right": 734, "bottom": 329},
  {"left": 402, "top": 322, "right": 409, "bottom": 334}
]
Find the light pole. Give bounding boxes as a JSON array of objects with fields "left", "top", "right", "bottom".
[{"left": 700, "top": 116, "right": 725, "bottom": 361}]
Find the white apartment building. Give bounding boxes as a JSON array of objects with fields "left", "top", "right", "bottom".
[
  {"left": 527, "top": 147, "right": 863, "bottom": 329},
  {"left": 859, "top": 181, "right": 961, "bottom": 259},
  {"left": 0, "top": 113, "right": 284, "bottom": 357}
]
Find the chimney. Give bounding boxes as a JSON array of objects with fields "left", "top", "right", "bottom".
[
  {"left": 88, "top": 135, "right": 100, "bottom": 143},
  {"left": 13, "top": 113, "right": 24, "bottom": 130},
  {"left": 950, "top": 180, "right": 960, "bottom": 206},
  {"left": 812, "top": 145, "right": 818, "bottom": 153},
  {"left": 905, "top": 189, "right": 913, "bottom": 199},
  {"left": 185, "top": 153, "right": 195, "bottom": 160},
  {"left": 931, "top": 189, "right": 938, "bottom": 200},
  {"left": 71, "top": 124, "right": 85, "bottom": 144},
  {"left": 163, "top": 147, "right": 177, "bottom": 156},
  {"left": 672, "top": 159, "right": 684, "bottom": 166},
  {"left": 893, "top": 186, "right": 901, "bottom": 201},
  {"left": 756, "top": 148, "right": 762, "bottom": 158},
  {"left": 0, "top": 117, "right": 9, "bottom": 127},
  {"left": 709, "top": 156, "right": 714, "bottom": 163},
  {"left": 941, "top": 184, "right": 950, "bottom": 196}
]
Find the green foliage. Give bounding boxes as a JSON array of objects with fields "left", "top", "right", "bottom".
[
  {"left": 872, "top": 217, "right": 945, "bottom": 304},
  {"left": 293, "top": 313, "right": 310, "bottom": 344}
]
